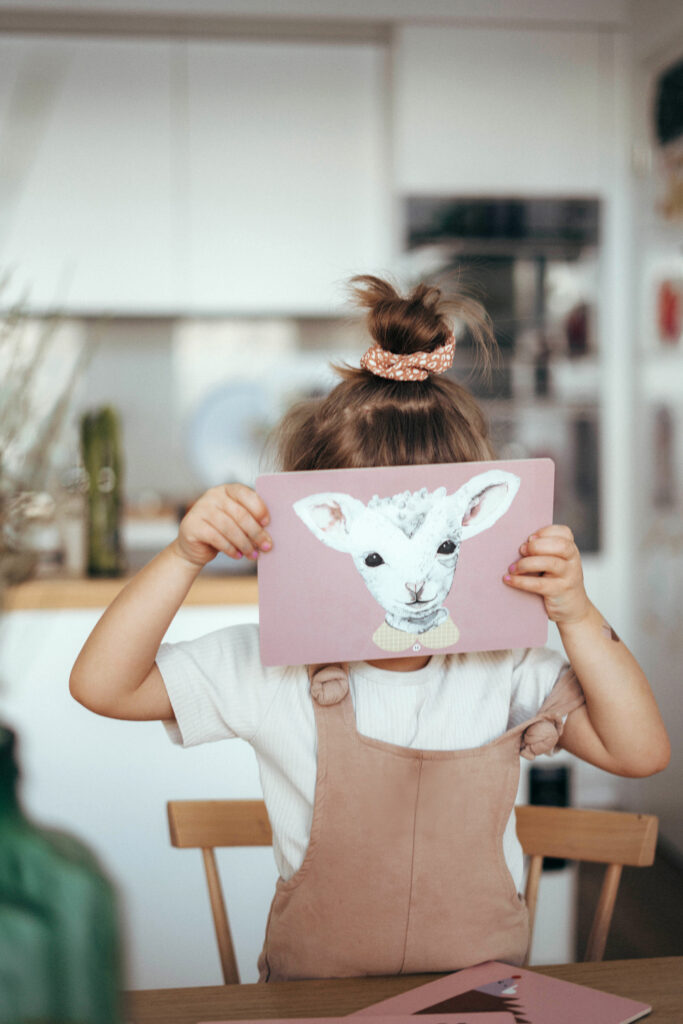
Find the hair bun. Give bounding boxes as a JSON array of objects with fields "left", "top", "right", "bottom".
[
  {"left": 349, "top": 275, "right": 451, "bottom": 356},
  {"left": 350, "top": 273, "right": 495, "bottom": 376}
]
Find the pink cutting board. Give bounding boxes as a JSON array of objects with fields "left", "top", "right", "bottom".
[
  {"left": 257, "top": 459, "right": 554, "bottom": 667},
  {"left": 355, "top": 961, "right": 651, "bottom": 1024}
]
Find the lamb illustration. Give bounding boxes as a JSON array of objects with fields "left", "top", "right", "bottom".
[{"left": 293, "top": 469, "right": 520, "bottom": 652}]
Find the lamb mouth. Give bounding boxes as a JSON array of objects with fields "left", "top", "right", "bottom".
[
  {"left": 386, "top": 605, "right": 447, "bottom": 632},
  {"left": 398, "top": 603, "right": 439, "bottom": 623}
]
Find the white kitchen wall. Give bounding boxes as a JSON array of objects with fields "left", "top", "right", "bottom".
[{"left": 621, "top": 11, "right": 683, "bottom": 858}]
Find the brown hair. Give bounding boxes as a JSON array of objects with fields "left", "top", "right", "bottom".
[{"left": 273, "top": 275, "right": 496, "bottom": 472}]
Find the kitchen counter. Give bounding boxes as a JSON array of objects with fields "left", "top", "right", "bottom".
[{"left": 4, "top": 574, "right": 258, "bottom": 610}]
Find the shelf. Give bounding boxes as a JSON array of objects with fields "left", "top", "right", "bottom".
[{"left": 4, "top": 574, "right": 258, "bottom": 611}]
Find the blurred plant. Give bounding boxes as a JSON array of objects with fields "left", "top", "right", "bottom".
[{"left": 0, "top": 273, "right": 91, "bottom": 589}]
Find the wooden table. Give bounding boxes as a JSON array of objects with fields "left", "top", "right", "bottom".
[{"left": 126, "top": 957, "right": 683, "bottom": 1023}]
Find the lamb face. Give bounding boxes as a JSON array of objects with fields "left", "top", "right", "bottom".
[
  {"left": 294, "top": 469, "right": 520, "bottom": 636},
  {"left": 354, "top": 489, "right": 462, "bottom": 632}
]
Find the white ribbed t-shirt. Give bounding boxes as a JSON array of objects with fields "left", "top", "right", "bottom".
[{"left": 156, "top": 624, "right": 569, "bottom": 892}]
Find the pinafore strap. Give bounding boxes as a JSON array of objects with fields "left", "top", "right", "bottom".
[
  {"left": 518, "top": 667, "right": 585, "bottom": 760},
  {"left": 307, "top": 663, "right": 349, "bottom": 705},
  {"left": 307, "top": 660, "right": 585, "bottom": 760}
]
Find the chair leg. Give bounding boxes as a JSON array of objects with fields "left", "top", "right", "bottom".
[
  {"left": 202, "top": 848, "right": 240, "bottom": 984},
  {"left": 584, "top": 862, "right": 622, "bottom": 962},
  {"left": 523, "top": 854, "right": 544, "bottom": 965}
]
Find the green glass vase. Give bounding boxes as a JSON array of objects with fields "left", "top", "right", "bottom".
[
  {"left": 0, "top": 727, "right": 124, "bottom": 1023},
  {"left": 80, "top": 406, "right": 125, "bottom": 578}
]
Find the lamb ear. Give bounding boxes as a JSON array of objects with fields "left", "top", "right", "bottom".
[
  {"left": 292, "top": 492, "right": 367, "bottom": 552},
  {"left": 456, "top": 470, "right": 521, "bottom": 540}
]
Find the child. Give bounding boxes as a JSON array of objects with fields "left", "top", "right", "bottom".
[{"left": 70, "top": 275, "right": 670, "bottom": 982}]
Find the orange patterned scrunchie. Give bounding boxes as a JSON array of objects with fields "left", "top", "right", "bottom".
[{"left": 360, "top": 335, "right": 456, "bottom": 382}]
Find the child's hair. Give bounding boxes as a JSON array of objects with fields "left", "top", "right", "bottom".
[{"left": 275, "top": 275, "right": 497, "bottom": 472}]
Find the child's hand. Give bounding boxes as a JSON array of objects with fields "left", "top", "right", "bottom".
[
  {"left": 172, "top": 484, "right": 272, "bottom": 568},
  {"left": 503, "top": 524, "right": 592, "bottom": 626}
]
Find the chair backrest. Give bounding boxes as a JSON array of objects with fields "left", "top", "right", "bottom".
[
  {"left": 514, "top": 804, "right": 658, "bottom": 963},
  {"left": 167, "top": 799, "right": 273, "bottom": 984},
  {"left": 168, "top": 799, "right": 658, "bottom": 981}
]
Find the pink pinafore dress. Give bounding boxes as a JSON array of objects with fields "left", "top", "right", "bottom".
[{"left": 258, "top": 662, "right": 584, "bottom": 982}]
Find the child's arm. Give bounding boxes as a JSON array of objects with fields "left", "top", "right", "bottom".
[
  {"left": 503, "top": 525, "right": 670, "bottom": 778},
  {"left": 69, "top": 484, "right": 272, "bottom": 721}
]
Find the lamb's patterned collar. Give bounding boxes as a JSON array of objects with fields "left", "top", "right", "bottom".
[{"left": 372, "top": 616, "right": 460, "bottom": 653}]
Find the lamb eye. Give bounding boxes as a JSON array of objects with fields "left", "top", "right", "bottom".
[
  {"left": 437, "top": 540, "right": 456, "bottom": 555},
  {"left": 364, "top": 552, "right": 384, "bottom": 567}
]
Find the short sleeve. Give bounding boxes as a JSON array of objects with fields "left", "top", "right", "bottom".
[
  {"left": 156, "top": 622, "right": 281, "bottom": 747},
  {"left": 507, "top": 646, "right": 571, "bottom": 730}
]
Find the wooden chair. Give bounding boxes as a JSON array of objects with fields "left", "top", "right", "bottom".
[
  {"left": 168, "top": 799, "right": 658, "bottom": 982},
  {"left": 515, "top": 804, "right": 658, "bottom": 963},
  {"left": 167, "top": 799, "right": 273, "bottom": 984}
]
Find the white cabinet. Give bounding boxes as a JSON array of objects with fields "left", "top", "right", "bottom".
[
  {"left": 1, "top": 26, "right": 609, "bottom": 312},
  {"left": 184, "top": 39, "right": 388, "bottom": 313},
  {"left": 0, "top": 36, "right": 176, "bottom": 312},
  {"left": 393, "top": 25, "right": 603, "bottom": 195},
  {"left": 0, "top": 35, "right": 388, "bottom": 314}
]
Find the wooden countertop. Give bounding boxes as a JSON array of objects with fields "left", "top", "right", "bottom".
[{"left": 4, "top": 574, "right": 258, "bottom": 611}]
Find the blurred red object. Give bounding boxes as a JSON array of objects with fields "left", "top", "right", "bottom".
[{"left": 657, "top": 279, "right": 682, "bottom": 343}]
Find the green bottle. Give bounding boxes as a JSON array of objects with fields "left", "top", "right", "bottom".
[
  {"left": 80, "top": 407, "right": 125, "bottom": 577},
  {"left": 0, "top": 726, "right": 124, "bottom": 1023}
]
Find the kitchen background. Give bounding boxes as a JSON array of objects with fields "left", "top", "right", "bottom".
[{"left": 1, "top": 0, "right": 682, "bottom": 990}]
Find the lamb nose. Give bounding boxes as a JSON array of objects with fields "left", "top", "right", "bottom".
[{"left": 406, "top": 581, "right": 425, "bottom": 598}]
